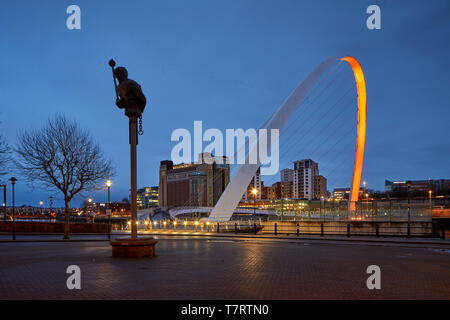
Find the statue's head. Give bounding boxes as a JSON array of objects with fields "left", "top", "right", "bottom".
[{"left": 114, "top": 67, "right": 128, "bottom": 82}]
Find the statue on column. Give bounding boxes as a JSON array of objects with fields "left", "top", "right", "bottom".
[
  {"left": 108, "top": 59, "right": 157, "bottom": 257},
  {"left": 113, "top": 66, "right": 146, "bottom": 117}
]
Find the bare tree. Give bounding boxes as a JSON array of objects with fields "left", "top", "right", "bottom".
[
  {"left": 0, "top": 134, "right": 10, "bottom": 177},
  {"left": 15, "top": 114, "right": 115, "bottom": 239}
]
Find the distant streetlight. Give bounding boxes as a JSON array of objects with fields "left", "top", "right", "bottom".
[
  {"left": 49, "top": 196, "right": 53, "bottom": 216},
  {"left": 87, "top": 198, "right": 94, "bottom": 222},
  {"left": 428, "top": 190, "right": 432, "bottom": 210},
  {"left": 9, "top": 177, "right": 17, "bottom": 240},
  {"left": 365, "top": 193, "right": 369, "bottom": 217},
  {"left": 362, "top": 181, "right": 367, "bottom": 206},
  {"left": 40, "top": 201, "right": 43, "bottom": 215},
  {"left": 252, "top": 188, "right": 258, "bottom": 217},
  {"left": 106, "top": 180, "right": 112, "bottom": 240},
  {"left": 320, "top": 196, "right": 325, "bottom": 220}
]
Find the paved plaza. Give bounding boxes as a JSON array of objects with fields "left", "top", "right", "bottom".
[{"left": 0, "top": 235, "right": 449, "bottom": 299}]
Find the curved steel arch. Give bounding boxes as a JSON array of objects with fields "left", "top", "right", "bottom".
[
  {"left": 341, "top": 57, "right": 367, "bottom": 214},
  {"left": 208, "top": 56, "right": 367, "bottom": 221}
]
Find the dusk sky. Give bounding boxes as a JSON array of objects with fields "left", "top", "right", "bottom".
[{"left": 1, "top": 0, "right": 449, "bottom": 207}]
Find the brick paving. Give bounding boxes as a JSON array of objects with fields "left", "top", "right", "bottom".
[{"left": 0, "top": 236, "right": 449, "bottom": 299}]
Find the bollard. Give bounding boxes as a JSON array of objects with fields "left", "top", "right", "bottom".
[
  {"left": 235, "top": 222, "right": 237, "bottom": 234},
  {"left": 297, "top": 223, "right": 300, "bottom": 236},
  {"left": 442, "top": 225, "right": 446, "bottom": 240},
  {"left": 376, "top": 224, "right": 379, "bottom": 238},
  {"left": 407, "top": 223, "right": 411, "bottom": 239},
  {"left": 217, "top": 223, "right": 220, "bottom": 233},
  {"left": 347, "top": 224, "right": 350, "bottom": 237},
  {"left": 274, "top": 223, "right": 277, "bottom": 235},
  {"left": 254, "top": 223, "right": 257, "bottom": 235},
  {"left": 320, "top": 223, "right": 324, "bottom": 237},
  {"left": 432, "top": 222, "right": 438, "bottom": 238}
]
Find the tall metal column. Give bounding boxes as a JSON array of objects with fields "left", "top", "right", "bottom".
[{"left": 129, "top": 116, "right": 138, "bottom": 239}]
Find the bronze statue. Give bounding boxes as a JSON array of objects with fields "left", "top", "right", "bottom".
[{"left": 113, "top": 66, "right": 146, "bottom": 117}]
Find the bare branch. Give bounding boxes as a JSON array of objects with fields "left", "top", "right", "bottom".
[
  {"left": 15, "top": 114, "right": 115, "bottom": 202},
  {"left": 0, "top": 134, "right": 10, "bottom": 177}
]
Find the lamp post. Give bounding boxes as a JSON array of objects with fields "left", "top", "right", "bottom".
[
  {"left": 320, "top": 196, "right": 324, "bottom": 221},
  {"left": 49, "top": 196, "right": 53, "bottom": 216},
  {"left": 428, "top": 190, "right": 432, "bottom": 210},
  {"left": 407, "top": 182, "right": 411, "bottom": 238},
  {"left": 362, "top": 180, "right": 367, "bottom": 216},
  {"left": 39, "top": 201, "right": 43, "bottom": 215},
  {"left": 88, "top": 198, "right": 93, "bottom": 222},
  {"left": 9, "top": 177, "right": 17, "bottom": 240},
  {"left": 252, "top": 188, "right": 258, "bottom": 217},
  {"left": 365, "top": 193, "right": 369, "bottom": 217},
  {"left": 0, "top": 185, "right": 5, "bottom": 221},
  {"left": 106, "top": 180, "right": 112, "bottom": 240}
]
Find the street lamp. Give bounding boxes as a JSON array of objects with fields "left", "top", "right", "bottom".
[
  {"left": 365, "top": 193, "right": 369, "bottom": 217},
  {"left": 106, "top": 180, "right": 112, "bottom": 202},
  {"left": 320, "top": 196, "right": 325, "bottom": 220},
  {"left": 9, "top": 177, "right": 17, "bottom": 240},
  {"left": 49, "top": 196, "right": 53, "bottom": 216},
  {"left": 87, "top": 198, "right": 93, "bottom": 222},
  {"left": 428, "top": 190, "right": 432, "bottom": 210},
  {"left": 252, "top": 188, "right": 258, "bottom": 217},
  {"left": 40, "top": 201, "right": 43, "bottom": 215},
  {"left": 106, "top": 180, "right": 112, "bottom": 240}
]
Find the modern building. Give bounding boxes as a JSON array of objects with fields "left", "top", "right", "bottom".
[
  {"left": 136, "top": 187, "right": 159, "bottom": 209},
  {"left": 333, "top": 188, "right": 350, "bottom": 200},
  {"left": 279, "top": 168, "right": 294, "bottom": 199},
  {"left": 293, "top": 159, "right": 320, "bottom": 200},
  {"left": 385, "top": 179, "right": 450, "bottom": 194},
  {"left": 89, "top": 201, "right": 131, "bottom": 217},
  {"left": 243, "top": 168, "right": 262, "bottom": 201},
  {"left": 314, "top": 175, "right": 328, "bottom": 199},
  {"left": 266, "top": 181, "right": 292, "bottom": 200},
  {"left": 240, "top": 160, "right": 327, "bottom": 202},
  {"left": 280, "top": 168, "right": 294, "bottom": 183},
  {"left": 159, "top": 153, "right": 230, "bottom": 209}
]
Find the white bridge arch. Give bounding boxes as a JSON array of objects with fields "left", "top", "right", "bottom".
[{"left": 208, "top": 56, "right": 367, "bottom": 222}]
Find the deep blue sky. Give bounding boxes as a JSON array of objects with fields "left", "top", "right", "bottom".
[{"left": 1, "top": 0, "right": 449, "bottom": 207}]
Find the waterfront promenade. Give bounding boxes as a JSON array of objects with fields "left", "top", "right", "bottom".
[{"left": 0, "top": 234, "right": 449, "bottom": 299}]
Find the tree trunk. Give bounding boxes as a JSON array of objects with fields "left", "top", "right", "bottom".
[{"left": 63, "top": 197, "right": 70, "bottom": 239}]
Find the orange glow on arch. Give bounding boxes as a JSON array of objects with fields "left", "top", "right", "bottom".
[{"left": 341, "top": 57, "right": 367, "bottom": 215}]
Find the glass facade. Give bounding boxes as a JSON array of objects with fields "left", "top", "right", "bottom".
[{"left": 136, "top": 187, "right": 159, "bottom": 209}]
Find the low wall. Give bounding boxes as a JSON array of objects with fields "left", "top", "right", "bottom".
[
  {"left": 261, "top": 221, "right": 436, "bottom": 237},
  {"left": 0, "top": 221, "right": 109, "bottom": 234}
]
